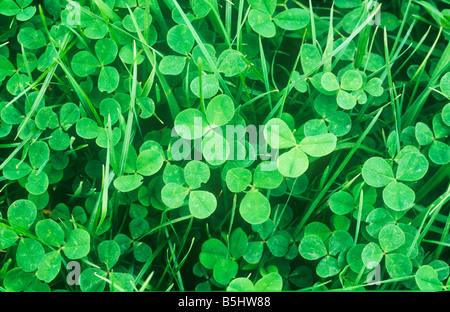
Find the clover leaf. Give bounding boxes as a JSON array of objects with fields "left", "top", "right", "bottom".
[
  {"left": 239, "top": 189, "right": 271, "bottom": 225},
  {"left": 98, "top": 240, "right": 121, "bottom": 270},
  {"left": 248, "top": 9, "right": 276, "bottom": 38},
  {"left": 62, "top": 228, "right": 91, "bottom": 260},
  {"left": 226, "top": 167, "right": 252, "bottom": 193},
  {"left": 72, "top": 38, "right": 119, "bottom": 93},
  {"left": 189, "top": 190, "right": 217, "bottom": 219},
  {"left": 0, "top": 0, "right": 36, "bottom": 21},
  {"left": 35, "top": 219, "right": 65, "bottom": 247},
  {"left": 16, "top": 238, "right": 45, "bottom": 272},
  {"left": 273, "top": 8, "right": 309, "bottom": 31}
]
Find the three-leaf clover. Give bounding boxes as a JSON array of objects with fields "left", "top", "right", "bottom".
[
  {"left": 415, "top": 114, "right": 450, "bottom": 165},
  {"left": 265, "top": 117, "right": 337, "bottom": 178},
  {"left": 298, "top": 222, "right": 353, "bottom": 278},
  {"left": 71, "top": 38, "right": 120, "bottom": 93},
  {"left": 362, "top": 146, "right": 428, "bottom": 212},
  {"left": 161, "top": 160, "right": 217, "bottom": 219}
]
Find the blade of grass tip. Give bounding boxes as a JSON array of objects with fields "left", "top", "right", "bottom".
[
  {"left": 363, "top": 25, "right": 379, "bottom": 73},
  {"left": 205, "top": 0, "right": 231, "bottom": 48},
  {"left": 0, "top": 128, "right": 42, "bottom": 172},
  {"left": 235, "top": 59, "right": 250, "bottom": 106},
  {"left": 93, "top": 0, "right": 121, "bottom": 23},
  {"left": 148, "top": 0, "right": 168, "bottom": 38},
  {"left": 407, "top": 25, "right": 442, "bottom": 90},
  {"left": 354, "top": 189, "right": 364, "bottom": 245},
  {"left": 174, "top": 236, "right": 195, "bottom": 274},
  {"left": 267, "top": 4, "right": 381, "bottom": 123},
  {"left": 272, "top": 177, "right": 297, "bottom": 236},
  {"left": 390, "top": 0, "right": 412, "bottom": 58},
  {"left": 97, "top": 115, "right": 113, "bottom": 235},
  {"left": 164, "top": 229, "right": 184, "bottom": 291},
  {"left": 415, "top": 164, "right": 450, "bottom": 203},
  {"left": 197, "top": 58, "right": 206, "bottom": 115},
  {"left": 86, "top": 187, "right": 102, "bottom": 233},
  {"left": 168, "top": 224, "right": 195, "bottom": 282},
  {"left": 235, "top": 0, "right": 244, "bottom": 51},
  {"left": 357, "top": 18, "right": 417, "bottom": 121},
  {"left": 232, "top": 0, "right": 251, "bottom": 52},
  {"left": 240, "top": 55, "right": 264, "bottom": 82},
  {"left": 171, "top": 0, "right": 234, "bottom": 102},
  {"left": 58, "top": 59, "right": 103, "bottom": 126},
  {"left": 4, "top": 61, "right": 57, "bottom": 111},
  {"left": 141, "top": 59, "right": 156, "bottom": 97},
  {"left": 434, "top": 205, "right": 450, "bottom": 260},
  {"left": 155, "top": 245, "right": 177, "bottom": 290},
  {"left": 270, "top": 31, "right": 305, "bottom": 120},
  {"left": 308, "top": 0, "right": 317, "bottom": 48},
  {"left": 14, "top": 8, "right": 72, "bottom": 138},
  {"left": 383, "top": 27, "right": 401, "bottom": 154},
  {"left": 407, "top": 186, "right": 450, "bottom": 258},
  {"left": 294, "top": 106, "right": 384, "bottom": 238},
  {"left": 140, "top": 58, "right": 164, "bottom": 124},
  {"left": 126, "top": 5, "right": 180, "bottom": 121},
  {"left": 15, "top": 64, "right": 57, "bottom": 140},
  {"left": 239, "top": 89, "right": 278, "bottom": 110},
  {"left": 270, "top": 46, "right": 291, "bottom": 92},
  {"left": 415, "top": 0, "right": 446, "bottom": 26},
  {"left": 138, "top": 271, "right": 155, "bottom": 292},
  {"left": 96, "top": 272, "right": 127, "bottom": 292},
  {"left": 143, "top": 215, "right": 193, "bottom": 239},
  {"left": 184, "top": 62, "right": 191, "bottom": 108},
  {"left": 227, "top": 194, "right": 238, "bottom": 243},
  {"left": 135, "top": 215, "right": 193, "bottom": 288},
  {"left": 354, "top": 5, "right": 372, "bottom": 69},
  {"left": 225, "top": 0, "right": 232, "bottom": 41},
  {"left": 20, "top": 44, "right": 33, "bottom": 82},
  {"left": 259, "top": 35, "right": 273, "bottom": 110},
  {"left": 135, "top": 237, "right": 169, "bottom": 286},
  {"left": 323, "top": 2, "right": 334, "bottom": 73},
  {"left": 402, "top": 29, "right": 450, "bottom": 127},
  {"left": 92, "top": 0, "right": 124, "bottom": 45},
  {"left": 119, "top": 40, "right": 138, "bottom": 176},
  {"left": 391, "top": 20, "right": 424, "bottom": 77}
]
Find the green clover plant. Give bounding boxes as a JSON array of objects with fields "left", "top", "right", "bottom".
[{"left": 0, "top": 0, "right": 449, "bottom": 294}]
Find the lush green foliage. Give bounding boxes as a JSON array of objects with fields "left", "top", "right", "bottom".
[{"left": 0, "top": 0, "right": 449, "bottom": 292}]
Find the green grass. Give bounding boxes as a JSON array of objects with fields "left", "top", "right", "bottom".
[{"left": 0, "top": 0, "right": 449, "bottom": 294}]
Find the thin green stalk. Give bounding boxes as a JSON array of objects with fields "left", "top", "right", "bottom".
[
  {"left": 354, "top": 190, "right": 364, "bottom": 245},
  {"left": 403, "top": 29, "right": 450, "bottom": 127},
  {"left": 390, "top": 0, "right": 412, "bottom": 57},
  {"left": 171, "top": 0, "right": 234, "bottom": 102},
  {"left": 294, "top": 106, "right": 384, "bottom": 237},
  {"left": 434, "top": 210, "right": 450, "bottom": 260},
  {"left": 259, "top": 35, "right": 272, "bottom": 110},
  {"left": 383, "top": 27, "right": 401, "bottom": 154},
  {"left": 225, "top": 0, "right": 232, "bottom": 41},
  {"left": 97, "top": 115, "right": 113, "bottom": 235},
  {"left": 266, "top": 3, "right": 381, "bottom": 123},
  {"left": 206, "top": 0, "right": 231, "bottom": 47},
  {"left": 150, "top": 0, "right": 168, "bottom": 36},
  {"left": 408, "top": 185, "right": 450, "bottom": 258},
  {"left": 165, "top": 228, "right": 184, "bottom": 291},
  {"left": 308, "top": 0, "right": 317, "bottom": 48},
  {"left": 406, "top": 26, "right": 442, "bottom": 108},
  {"left": 126, "top": 5, "right": 180, "bottom": 121},
  {"left": 416, "top": 164, "right": 450, "bottom": 203},
  {"left": 197, "top": 58, "right": 205, "bottom": 115},
  {"left": 118, "top": 40, "right": 138, "bottom": 176},
  {"left": 322, "top": 2, "right": 334, "bottom": 73}
]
